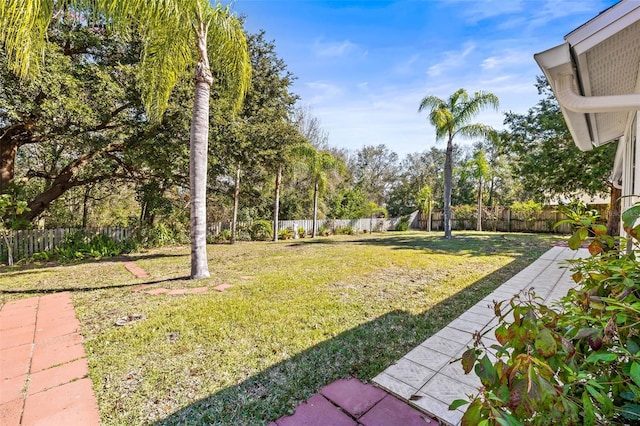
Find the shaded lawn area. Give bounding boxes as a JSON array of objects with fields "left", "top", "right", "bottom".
[{"left": 0, "top": 231, "right": 561, "bottom": 425}]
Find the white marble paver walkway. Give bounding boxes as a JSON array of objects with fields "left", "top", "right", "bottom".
[{"left": 372, "top": 246, "right": 589, "bottom": 426}]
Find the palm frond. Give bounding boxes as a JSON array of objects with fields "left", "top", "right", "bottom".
[
  {"left": 206, "top": 3, "right": 252, "bottom": 113},
  {"left": 453, "top": 91, "right": 499, "bottom": 128},
  {"left": 455, "top": 123, "right": 493, "bottom": 140},
  {"left": 137, "top": 17, "right": 193, "bottom": 122},
  {"left": 0, "top": 0, "right": 55, "bottom": 78}
]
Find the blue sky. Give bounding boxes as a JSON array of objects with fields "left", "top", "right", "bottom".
[{"left": 233, "top": 0, "right": 619, "bottom": 158}]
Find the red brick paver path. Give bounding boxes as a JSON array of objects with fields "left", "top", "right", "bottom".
[
  {"left": 0, "top": 292, "right": 100, "bottom": 425},
  {"left": 271, "top": 378, "right": 437, "bottom": 426}
]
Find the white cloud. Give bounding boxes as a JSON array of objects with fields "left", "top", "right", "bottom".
[
  {"left": 393, "top": 54, "right": 421, "bottom": 76},
  {"left": 481, "top": 50, "right": 531, "bottom": 70},
  {"left": 447, "top": 0, "right": 525, "bottom": 23},
  {"left": 305, "top": 81, "right": 343, "bottom": 104},
  {"left": 427, "top": 42, "right": 476, "bottom": 77},
  {"left": 314, "top": 39, "right": 361, "bottom": 57}
]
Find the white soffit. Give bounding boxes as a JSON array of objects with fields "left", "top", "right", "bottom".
[{"left": 535, "top": 0, "right": 640, "bottom": 151}]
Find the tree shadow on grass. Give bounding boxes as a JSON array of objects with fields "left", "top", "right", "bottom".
[
  {"left": 151, "top": 257, "right": 533, "bottom": 426},
  {"left": 288, "top": 231, "right": 560, "bottom": 258},
  {"left": 0, "top": 252, "right": 188, "bottom": 275},
  {"left": 0, "top": 276, "right": 192, "bottom": 295}
]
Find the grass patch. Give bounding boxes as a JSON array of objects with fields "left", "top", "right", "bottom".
[{"left": 0, "top": 231, "right": 560, "bottom": 425}]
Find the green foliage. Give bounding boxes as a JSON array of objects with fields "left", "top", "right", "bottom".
[
  {"left": 0, "top": 194, "right": 29, "bottom": 229},
  {"left": 211, "top": 229, "right": 232, "bottom": 244},
  {"left": 505, "top": 77, "right": 616, "bottom": 201},
  {"left": 318, "top": 225, "right": 331, "bottom": 237},
  {"left": 334, "top": 225, "right": 358, "bottom": 235},
  {"left": 297, "top": 227, "right": 306, "bottom": 238},
  {"left": 349, "top": 144, "right": 399, "bottom": 207},
  {"left": 458, "top": 202, "right": 640, "bottom": 425},
  {"left": 249, "top": 220, "right": 273, "bottom": 241},
  {"left": 510, "top": 200, "right": 543, "bottom": 222},
  {"left": 327, "top": 187, "right": 368, "bottom": 219},
  {"left": 396, "top": 216, "right": 410, "bottom": 231},
  {"left": 43, "top": 230, "right": 138, "bottom": 261},
  {"left": 277, "top": 227, "right": 294, "bottom": 240},
  {"left": 453, "top": 205, "right": 476, "bottom": 221},
  {"left": 133, "top": 224, "right": 188, "bottom": 248}
]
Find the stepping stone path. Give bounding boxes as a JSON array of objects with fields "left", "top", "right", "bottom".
[
  {"left": 123, "top": 259, "right": 227, "bottom": 295},
  {"left": 0, "top": 292, "right": 101, "bottom": 426},
  {"left": 123, "top": 260, "right": 149, "bottom": 278},
  {"left": 270, "top": 378, "right": 437, "bottom": 426}
]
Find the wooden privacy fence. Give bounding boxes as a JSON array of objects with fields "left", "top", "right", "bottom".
[
  {"left": 426, "top": 207, "right": 574, "bottom": 234},
  {"left": 207, "top": 217, "right": 405, "bottom": 237},
  {"left": 1, "top": 208, "right": 576, "bottom": 262},
  {"left": 0, "top": 227, "right": 131, "bottom": 263}
]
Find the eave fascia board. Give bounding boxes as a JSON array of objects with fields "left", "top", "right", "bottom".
[
  {"left": 566, "top": 0, "right": 640, "bottom": 55},
  {"left": 534, "top": 43, "right": 595, "bottom": 151}
]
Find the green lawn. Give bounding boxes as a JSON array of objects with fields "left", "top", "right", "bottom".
[{"left": 0, "top": 231, "right": 561, "bottom": 425}]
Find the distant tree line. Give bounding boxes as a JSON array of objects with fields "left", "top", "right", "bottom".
[{"left": 0, "top": 9, "right": 616, "bottom": 241}]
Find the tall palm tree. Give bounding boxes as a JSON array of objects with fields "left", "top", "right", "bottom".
[
  {"left": 466, "top": 148, "right": 490, "bottom": 231},
  {"left": 294, "top": 144, "right": 342, "bottom": 237},
  {"left": 0, "top": 0, "right": 251, "bottom": 278},
  {"left": 271, "top": 127, "right": 307, "bottom": 242},
  {"left": 416, "top": 185, "right": 433, "bottom": 232},
  {"left": 418, "top": 89, "right": 498, "bottom": 238}
]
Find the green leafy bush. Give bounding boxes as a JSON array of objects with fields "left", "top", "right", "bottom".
[
  {"left": 453, "top": 205, "right": 476, "bottom": 221},
  {"left": 133, "top": 223, "right": 188, "bottom": 248},
  {"left": 395, "top": 216, "right": 409, "bottom": 231},
  {"left": 335, "top": 225, "right": 358, "bottom": 235},
  {"left": 210, "top": 229, "right": 231, "bottom": 244},
  {"left": 297, "top": 227, "right": 306, "bottom": 238},
  {"left": 277, "top": 227, "right": 294, "bottom": 240},
  {"left": 249, "top": 220, "right": 273, "bottom": 241},
  {"left": 454, "top": 203, "right": 640, "bottom": 425},
  {"left": 510, "top": 200, "right": 543, "bottom": 222},
  {"left": 45, "top": 230, "right": 138, "bottom": 261},
  {"left": 318, "top": 225, "right": 331, "bottom": 236}
]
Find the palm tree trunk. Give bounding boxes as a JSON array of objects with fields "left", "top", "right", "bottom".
[
  {"left": 273, "top": 165, "right": 282, "bottom": 242},
  {"left": 189, "top": 25, "right": 213, "bottom": 279},
  {"left": 476, "top": 177, "right": 482, "bottom": 232},
  {"left": 231, "top": 165, "right": 240, "bottom": 244},
  {"left": 443, "top": 138, "right": 453, "bottom": 238},
  {"left": 312, "top": 180, "right": 319, "bottom": 238}
]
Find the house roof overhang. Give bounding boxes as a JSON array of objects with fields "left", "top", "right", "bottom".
[{"left": 534, "top": 0, "right": 640, "bottom": 155}]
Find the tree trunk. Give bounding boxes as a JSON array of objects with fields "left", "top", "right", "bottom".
[
  {"left": 607, "top": 184, "right": 622, "bottom": 237},
  {"left": 20, "top": 154, "right": 95, "bottom": 222},
  {"left": 81, "top": 185, "right": 92, "bottom": 228},
  {"left": 2, "top": 232, "right": 13, "bottom": 266},
  {"left": 427, "top": 200, "right": 432, "bottom": 232},
  {"left": 189, "top": 24, "right": 213, "bottom": 279},
  {"left": 443, "top": 138, "right": 453, "bottom": 238},
  {"left": 476, "top": 177, "right": 483, "bottom": 232},
  {"left": 231, "top": 165, "right": 240, "bottom": 245},
  {"left": 273, "top": 165, "right": 282, "bottom": 242},
  {"left": 0, "top": 138, "right": 19, "bottom": 191},
  {"left": 312, "top": 180, "right": 319, "bottom": 238},
  {"left": 488, "top": 176, "right": 495, "bottom": 208}
]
